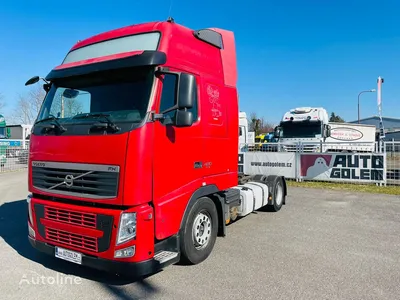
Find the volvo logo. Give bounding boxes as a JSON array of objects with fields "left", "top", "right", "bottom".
[
  {"left": 48, "top": 170, "right": 94, "bottom": 190},
  {"left": 64, "top": 174, "right": 75, "bottom": 187}
]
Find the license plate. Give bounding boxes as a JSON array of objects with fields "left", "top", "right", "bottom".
[{"left": 55, "top": 246, "right": 82, "bottom": 265}]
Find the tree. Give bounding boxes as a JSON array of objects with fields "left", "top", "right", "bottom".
[
  {"left": 0, "top": 92, "right": 5, "bottom": 111},
  {"left": 10, "top": 85, "right": 84, "bottom": 124},
  {"left": 329, "top": 112, "right": 345, "bottom": 123},
  {"left": 10, "top": 84, "right": 46, "bottom": 124},
  {"left": 248, "top": 112, "right": 275, "bottom": 135},
  {"left": 50, "top": 89, "right": 83, "bottom": 118}
]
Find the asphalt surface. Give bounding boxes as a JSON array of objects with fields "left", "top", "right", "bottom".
[{"left": 1, "top": 171, "right": 400, "bottom": 300}]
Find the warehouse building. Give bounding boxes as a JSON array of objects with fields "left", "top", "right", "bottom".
[{"left": 348, "top": 116, "right": 400, "bottom": 141}]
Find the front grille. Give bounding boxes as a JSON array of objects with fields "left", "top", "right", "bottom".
[
  {"left": 46, "top": 228, "right": 98, "bottom": 252},
  {"left": 31, "top": 161, "right": 119, "bottom": 199},
  {"left": 45, "top": 207, "right": 96, "bottom": 228},
  {"left": 34, "top": 203, "right": 114, "bottom": 253}
]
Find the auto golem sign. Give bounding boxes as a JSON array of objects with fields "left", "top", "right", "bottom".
[{"left": 300, "top": 153, "right": 386, "bottom": 183}]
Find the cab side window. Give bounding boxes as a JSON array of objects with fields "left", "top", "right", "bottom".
[{"left": 159, "top": 74, "right": 198, "bottom": 125}]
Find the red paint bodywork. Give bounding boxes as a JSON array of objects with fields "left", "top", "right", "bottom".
[{"left": 28, "top": 20, "right": 238, "bottom": 264}]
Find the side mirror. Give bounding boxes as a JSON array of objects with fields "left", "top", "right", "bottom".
[
  {"left": 325, "top": 125, "right": 331, "bottom": 137},
  {"left": 274, "top": 126, "right": 281, "bottom": 138},
  {"left": 175, "top": 110, "right": 193, "bottom": 127},
  {"left": 25, "top": 76, "right": 40, "bottom": 86},
  {"left": 177, "top": 73, "right": 196, "bottom": 109},
  {"left": 155, "top": 69, "right": 197, "bottom": 127},
  {"left": 6, "top": 128, "right": 11, "bottom": 139}
]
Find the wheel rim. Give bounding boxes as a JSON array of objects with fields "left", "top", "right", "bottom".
[
  {"left": 275, "top": 182, "right": 283, "bottom": 206},
  {"left": 192, "top": 211, "right": 212, "bottom": 250}
]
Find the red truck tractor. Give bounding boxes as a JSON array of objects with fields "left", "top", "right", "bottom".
[{"left": 25, "top": 18, "right": 287, "bottom": 277}]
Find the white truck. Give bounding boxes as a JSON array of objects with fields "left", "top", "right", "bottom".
[
  {"left": 239, "top": 111, "right": 255, "bottom": 151},
  {"left": 274, "top": 107, "right": 377, "bottom": 153}
]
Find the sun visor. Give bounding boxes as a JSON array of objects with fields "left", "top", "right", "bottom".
[{"left": 45, "top": 50, "right": 167, "bottom": 81}]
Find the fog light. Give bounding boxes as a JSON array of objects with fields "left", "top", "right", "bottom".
[
  {"left": 28, "top": 222, "right": 35, "bottom": 238},
  {"left": 114, "top": 246, "right": 135, "bottom": 258}
]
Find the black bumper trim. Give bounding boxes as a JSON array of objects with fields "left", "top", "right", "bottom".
[{"left": 29, "top": 237, "right": 161, "bottom": 277}]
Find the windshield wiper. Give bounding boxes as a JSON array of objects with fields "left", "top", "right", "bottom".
[
  {"left": 35, "top": 115, "right": 66, "bottom": 132},
  {"left": 73, "top": 113, "right": 120, "bottom": 132}
]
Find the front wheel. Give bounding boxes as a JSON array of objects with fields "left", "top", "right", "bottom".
[{"left": 179, "top": 197, "right": 218, "bottom": 265}]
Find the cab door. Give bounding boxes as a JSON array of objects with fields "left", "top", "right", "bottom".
[{"left": 152, "top": 71, "right": 203, "bottom": 240}]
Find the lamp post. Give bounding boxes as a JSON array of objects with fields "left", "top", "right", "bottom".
[{"left": 358, "top": 89, "right": 376, "bottom": 124}]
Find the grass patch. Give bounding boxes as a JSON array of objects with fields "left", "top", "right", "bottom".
[{"left": 287, "top": 180, "right": 400, "bottom": 195}]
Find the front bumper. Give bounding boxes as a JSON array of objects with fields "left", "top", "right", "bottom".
[
  {"left": 28, "top": 236, "right": 160, "bottom": 277},
  {"left": 27, "top": 195, "right": 157, "bottom": 277}
]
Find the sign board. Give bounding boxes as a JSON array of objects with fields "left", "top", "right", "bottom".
[
  {"left": 300, "top": 153, "right": 386, "bottom": 183},
  {"left": 0, "top": 140, "right": 22, "bottom": 147},
  {"left": 239, "top": 152, "right": 296, "bottom": 178},
  {"left": 329, "top": 127, "right": 363, "bottom": 141}
]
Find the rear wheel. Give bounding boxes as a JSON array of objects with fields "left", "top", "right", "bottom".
[
  {"left": 271, "top": 177, "right": 285, "bottom": 212},
  {"left": 179, "top": 197, "right": 218, "bottom": 265}
]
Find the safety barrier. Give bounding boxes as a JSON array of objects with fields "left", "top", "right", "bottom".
[
  {"left": 0, "top": 140, "right": 29, "bottom": 173},
  {"left": 239, "top": 141, "right": 400, "bottom": 186}
]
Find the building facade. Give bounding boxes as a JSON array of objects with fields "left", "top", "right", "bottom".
[{"left": 348, "top": 116, "right": 400, "bottom": 140}]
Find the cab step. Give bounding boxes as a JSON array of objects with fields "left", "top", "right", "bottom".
[
  {"left": 154, "top": 251, "right": 179, "bottom": 264},
  {"left": 153, "top": 234, "right": 181, "bottom": 267}
]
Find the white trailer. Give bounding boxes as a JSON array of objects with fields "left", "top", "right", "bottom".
[{"left": 323, "top": 122, "right": 376, "bottom": 152}]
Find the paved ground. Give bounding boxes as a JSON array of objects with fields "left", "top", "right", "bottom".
[{"left": 1, "top": 171, "right": 400, "bottom": 300}]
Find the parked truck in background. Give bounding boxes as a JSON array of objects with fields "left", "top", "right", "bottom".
[
  {"left": 239, "top": 111, "right": 255, "bottom": 151},
  {"left": 274, "top": 107, "right": 376, "bottom": 152},
  {"left": 25, "top": 19, "right": 287, "bottom": 277}
]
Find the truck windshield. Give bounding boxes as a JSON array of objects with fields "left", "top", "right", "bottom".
[
  {"left": 0, "top": 127, "right": 5, "bottom": 138},
  {"left": 36, "top": 67, "right": 154, "bottom": 126},
  {"left": 280, "top": 121, "right": 322, "bottom": 138}
]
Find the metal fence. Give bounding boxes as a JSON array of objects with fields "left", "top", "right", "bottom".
[
  {"left": 1, "top": 139, "right": 399, "bottom": 187},
  {"left": 385, "top": 141, "right": 400, "bottom": 184},
  {"left": 239, "top": 140, "right": 400, "bottom": 186},
  {"left": 0, "top": 139, "right": 29, "bottom": 173}
]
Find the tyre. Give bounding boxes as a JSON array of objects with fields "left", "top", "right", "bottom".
[
  {"left": 271, "top": 177, "right": 285, "bottom": 212},
  {"left": 179, "top": 197, "right": 218, "bottom": 265}
]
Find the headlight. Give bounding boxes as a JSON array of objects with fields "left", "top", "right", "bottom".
[
  {"left": 116, "top": 212, "right": 137, "bottom": 245},
  {"left": 27, "top": 194, "right": 33, "bottom": 225}
]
